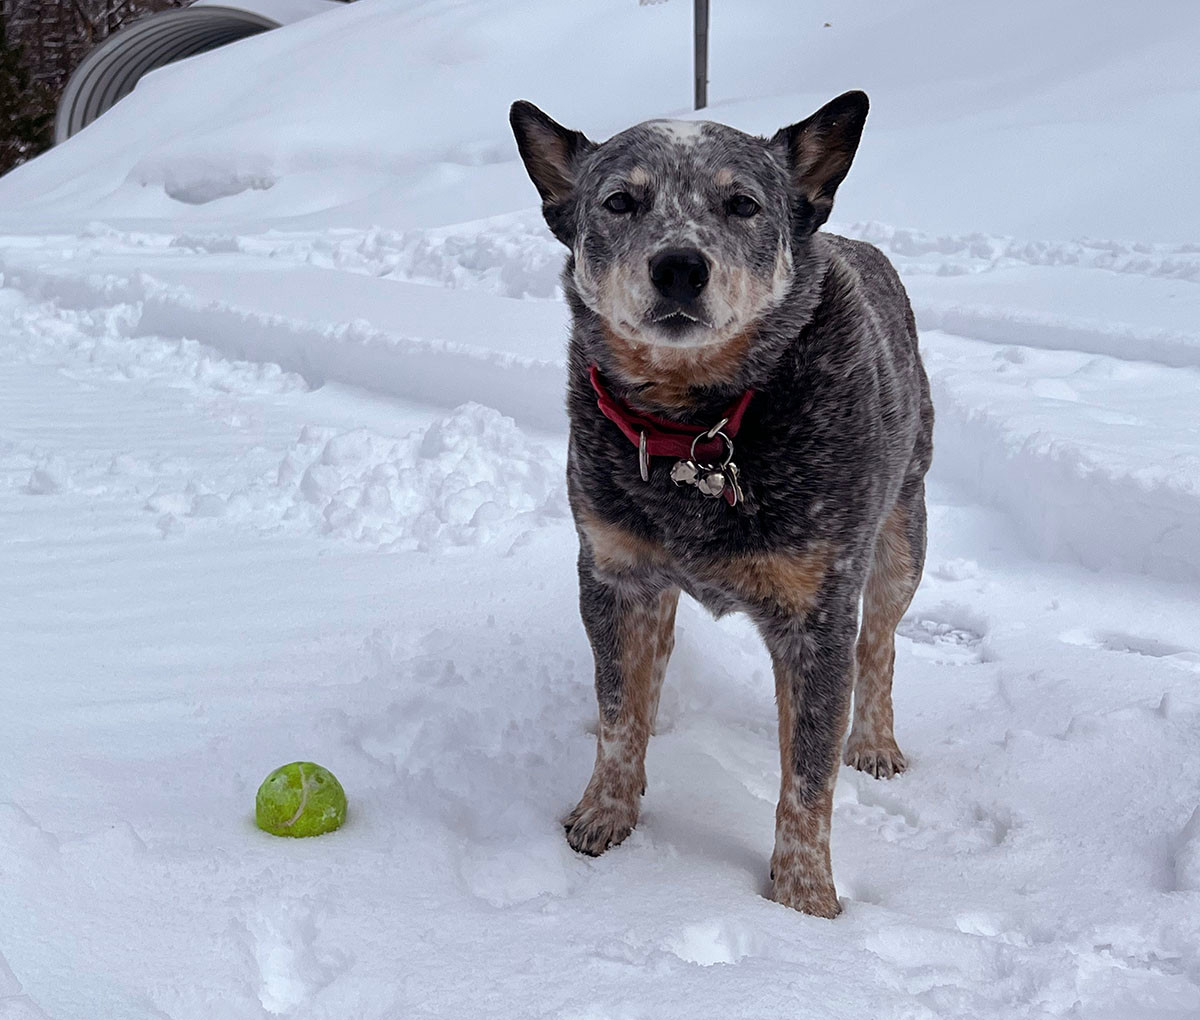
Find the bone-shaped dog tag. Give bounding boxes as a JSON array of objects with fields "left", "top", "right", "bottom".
[{"left": 726, "top": 462, "right": 744, "bottom": 505}]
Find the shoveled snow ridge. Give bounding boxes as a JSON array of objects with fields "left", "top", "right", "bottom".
[
  {"left": 925, "top": 331, "right": 1200, "bottom": 582},
  {"left": 4, "top": 236, "right": 1198, "bottom": 584},
  {"left": 842, "top": 221, "right": 1200, "bottom": 284},
  {"left": 88, "top": 220, "right": 1200, "bottom": 369},
  {"left": 0, "top": 263, "right": 569, "bottom": 431}
]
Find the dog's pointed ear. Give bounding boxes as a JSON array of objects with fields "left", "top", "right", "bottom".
[
  {"left": 771, "top": 91, "right": 869, "bottom": 230},
  {"left": 510, "top": 100, "right": 594, "bottom": 206}
]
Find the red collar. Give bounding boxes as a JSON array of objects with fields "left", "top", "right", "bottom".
[{"left": 588, "top": 365, "right": 754, "bottom": 497}]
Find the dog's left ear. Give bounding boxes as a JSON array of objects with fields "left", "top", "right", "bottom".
[
  {"left": 510, "top": 101, "right": 594, "bottom": 231},
  {"left": 771, "top": 91, "right": 869, "bottom": 231}
]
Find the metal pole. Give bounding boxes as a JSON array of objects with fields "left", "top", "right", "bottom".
[{"left": 694, "top": 0, "right": 708, "bottom": 110}]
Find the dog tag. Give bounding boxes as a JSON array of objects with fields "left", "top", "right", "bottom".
[
  {"left": 668, "top": 423, "right": 748, "bottom": 506},
  {"left": 670, "top": 459, "right": 699, "bottom": 486},
  {"left": 697, "top": 470, "right": 726, "bottom": 497},
  {"left": 726, "top": 462, "right": 744, "bottom": 505}
]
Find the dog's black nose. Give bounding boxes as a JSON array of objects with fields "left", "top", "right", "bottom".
[{"left": 649, "top": 249, "right": 709, "bottom": 303}]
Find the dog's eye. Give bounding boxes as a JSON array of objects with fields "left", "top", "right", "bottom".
[
  {"left": 603, "top": 192, "right": 637, "bottom": 215},
  {"left": 727, "top": 195, "right": 760, "bottom": 218}
]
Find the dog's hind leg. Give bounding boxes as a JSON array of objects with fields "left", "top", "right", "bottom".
[
  {"left": 566, "top": 566, "right": 679, "bottom": 856},
  {"left": 845, "top": 483, "right": 926, "bottom": 778}
]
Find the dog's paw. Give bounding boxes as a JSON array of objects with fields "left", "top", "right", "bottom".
[
  {"left": 769, "top": 867, "right": 841, "bottom": 918},
  {"left": 563, "top": 796, "right": 638, "bottom": 857},
  {"left": 843, "top": 735, "right": 907, "bottom": 779},
  {"left": 769, "top": 840, "right": 841, "bottom": 918}
]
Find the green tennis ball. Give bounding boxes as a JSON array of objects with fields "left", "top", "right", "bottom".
[{"left": 255, "top": 762, "right": 346, "bottom": 837}]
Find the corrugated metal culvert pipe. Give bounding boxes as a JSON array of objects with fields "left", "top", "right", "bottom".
[{"left": 54, "top": 0, "right": 346, "bottom": 143}]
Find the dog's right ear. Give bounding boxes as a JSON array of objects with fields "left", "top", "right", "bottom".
[
  {"left": 771, "top": 91, "right": 869, "bottom": 232},
  {"left": 510, "top": 102, "right": 594, "bottom": 241}
]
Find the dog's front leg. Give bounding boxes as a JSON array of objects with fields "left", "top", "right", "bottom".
[
  {"left": 762, "top": 606, "right": 855, "bottom": 918},
  {"left": 566, "top": 555, "right": 679, "bottom": 856}
]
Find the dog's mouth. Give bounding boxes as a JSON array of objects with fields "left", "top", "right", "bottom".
[{"left": 648, "top": 307, "right": 714, "bottom": 334}]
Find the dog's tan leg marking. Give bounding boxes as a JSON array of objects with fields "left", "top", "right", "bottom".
[
  {"left": 708, "top": 544, "right": 832, "bottom": 616},
  {"left": 565, "top": 586, "right": 680, "bottom": 855},
  {"left": 576, "top": 507, "right": 669, "bottom": 575},
  {"left": 770, "top": 649, "right": 848, "bottom": 918},
  {"left": 646, "top": 586, "right": 678, "bottom": 735},
  {"left": 845, "top": 501, "right": 919, "bottom": 778}
]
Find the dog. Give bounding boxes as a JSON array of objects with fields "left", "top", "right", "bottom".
[{"left": 509, "top": 91, "right": 933, "bottom": 917}]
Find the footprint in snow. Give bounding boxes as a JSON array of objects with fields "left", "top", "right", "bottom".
[
  {"left": 897, "top": 605, "right": 986, "bottom": 665},
  {"left": 865, "top": 923, "right": 1064, "bottom": 1014},
  {"left": 842, "top": 780, "right": 1013, "bottom": 853},
  {"left": 1061, "top": 628, "right": 1200, "bottom": 671},
  {"left": 932, "top": 557, "right": 979, "bottom": 581},
  {"left": 240, "top": 897, "right": 351, "bottom": 1015},
  {"left": 661, "top": 919, "right": 763, "bottom": 966}
]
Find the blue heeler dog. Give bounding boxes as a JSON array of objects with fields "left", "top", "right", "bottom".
[{"left": 510, "top": 91, "right": 933, "bottom": 917}]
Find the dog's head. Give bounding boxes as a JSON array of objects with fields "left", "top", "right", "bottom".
[{"left": 510, "top": 92, "right": 868, "bottom": 351}]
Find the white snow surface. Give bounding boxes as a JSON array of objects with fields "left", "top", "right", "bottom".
[{"left": 2, "top": 1, "right": 1199, "bottom": 1018}]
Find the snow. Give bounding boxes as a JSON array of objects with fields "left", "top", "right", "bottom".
[
  {"left": 190, "top": 0, "right": 348, "bottom": 26},
  {"left": 2, "top": 0, "right": 1199, "bottom": 1017},
  {"left": 3, "top": 0, "right": 1199, "bottom": 240}
]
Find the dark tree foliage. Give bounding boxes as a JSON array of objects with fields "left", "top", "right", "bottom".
[
  {"left": 1, "top": 0, "right": 191, "bottom": 175},
  {"left": 0, "top": 17, "right": 54, "bottom": 172}
]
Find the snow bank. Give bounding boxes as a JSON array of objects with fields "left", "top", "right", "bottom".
[
  {"left": 240, "top": 213, "right": 566, "bottom": 300},
  {"left": 217, "top": 406, "right": 568, "bottom": 550},
  {"left": 2, "top": 0, "right": 1198, "bottom": 241},
  {"left": 926, "top": 331, "right": 1200, "bottom": 582},
  {"left": 8, "top": 234, "right": 1199, "bottom": 586},
  {"left": 1, "top": 261, "right": 570, "bottom": 429}
]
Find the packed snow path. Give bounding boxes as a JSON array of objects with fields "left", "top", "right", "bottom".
[{"left": 2, "top": 225, "right": 1200, "bottom": 1019}]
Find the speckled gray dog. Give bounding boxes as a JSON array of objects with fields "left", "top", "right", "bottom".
[{"left": 510, "top": 91, "right": 933, "bottom": 917}]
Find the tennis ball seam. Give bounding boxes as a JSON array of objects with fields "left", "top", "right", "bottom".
[
  {"left": 256, "top": 761, "right": 344, "bottom": 837},
  {"left": 282, "top": 763, "right": 312, "bottom": 829}
]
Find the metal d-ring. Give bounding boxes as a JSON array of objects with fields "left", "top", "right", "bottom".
[
  {"left": 638, "top": 431, "right": 650, "bottom": 482},
  {"left": 690, "top": 425, "right": 734, "bottom": 469},
  {"left": 703, "top": 417, "right": 729, "bottom": 440}
]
